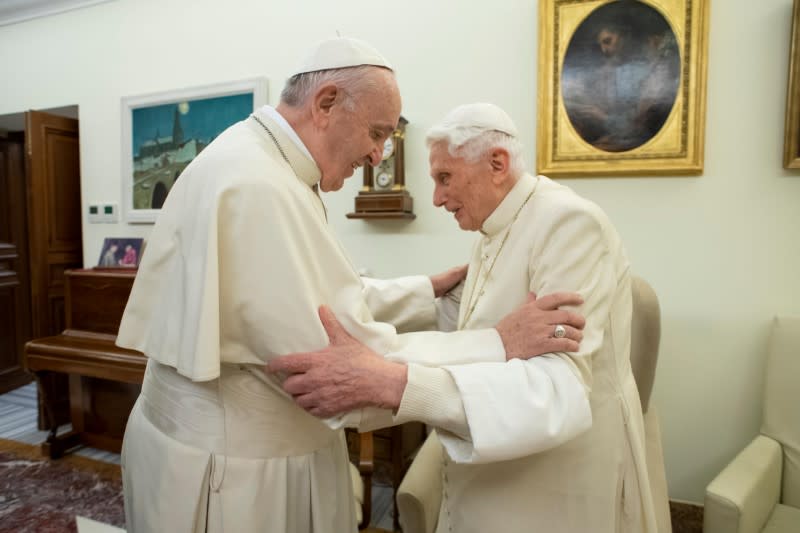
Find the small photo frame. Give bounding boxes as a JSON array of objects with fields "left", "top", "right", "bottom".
[{"left": 96, "top": 238, "right": 144, "bottom": 269}]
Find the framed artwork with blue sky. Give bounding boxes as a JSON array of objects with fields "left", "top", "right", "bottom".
[{"left": 121, "top": 78, "right": 268, "bottom": 222}]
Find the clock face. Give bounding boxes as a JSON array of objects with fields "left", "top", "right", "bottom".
[
  {"left": 381, "top": 137, "right": 395, "bottom": 160},
  {"left": 376, "top": 171, "right": 393, "bottom": 189}
]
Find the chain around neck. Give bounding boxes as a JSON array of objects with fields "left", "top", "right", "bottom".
[
  {"left": 251, "top": 114, "right": 293, "bottom": 169},
  {"left": 459, "top": 177, "right": 539, "bottom": 330},
  {"left": 250, "top": 113, "right": 327, "bottom": 219}
]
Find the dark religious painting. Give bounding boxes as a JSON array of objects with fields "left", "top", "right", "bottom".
[
  {"left": 561, "top": 0, "right": 680, "bottom": 153},
  {"left": 536, "top": 0, "right": 709, "bottom": 177}
]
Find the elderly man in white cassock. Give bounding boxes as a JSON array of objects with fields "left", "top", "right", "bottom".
[
  {"left": 270, "top": 103, "right": 659, "bottom": 532},
  {"left": 115, "top": 39, "right": 587, "bottom": 532}
]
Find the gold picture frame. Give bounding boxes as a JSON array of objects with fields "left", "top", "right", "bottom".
[
  {"left": 784, "top": 0, "right": 800, "bottom": 169},
  {"left": 536, "top": 0, "right": 710, "bottom": 177}
]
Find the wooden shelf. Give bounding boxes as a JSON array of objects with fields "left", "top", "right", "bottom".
[{"left": 345, "top": 211, "right": 416, "bottom": 220}]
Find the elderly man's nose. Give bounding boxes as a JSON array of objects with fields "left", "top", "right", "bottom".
[
  {"left": 433, "top": 186, "right": 446, "bottom": 207},
  {"left": 368, "top": 146, "right": 382, "bottom": 166}
]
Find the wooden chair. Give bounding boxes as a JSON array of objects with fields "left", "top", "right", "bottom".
[
  {"left": 351, "top": 432, "right": 374, "bottom": 530},
  {"left": 348, "top": 423, "right": 427, "bottom": 531}
]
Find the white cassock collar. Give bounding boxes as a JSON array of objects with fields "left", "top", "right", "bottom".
[{"left": 258, "top": 105, "right": 314, "bottom": 161}]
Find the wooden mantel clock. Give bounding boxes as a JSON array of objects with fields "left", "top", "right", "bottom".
[{"left": 346, "top": 116, "right": 415, "bottom": 219}]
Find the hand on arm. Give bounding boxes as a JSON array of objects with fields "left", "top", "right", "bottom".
[
  {"left": 267, "top": 306, "right": 408, "bottom": 417},
  {"left": 268, "top": 291, "right": 586, "bottom": 418},
  {"left": 495, "top": 292, "right": 585, "bottom": 360},
  {"left": 429, "top": 264, "right": 468, "bottom": 298}
]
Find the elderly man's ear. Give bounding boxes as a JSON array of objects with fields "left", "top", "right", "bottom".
[
  {"left": 310, "top": 83, "right": 340, "bottom": 126},
  {"left": 489, "top": 148, "right": 511, "bottom": 185}
]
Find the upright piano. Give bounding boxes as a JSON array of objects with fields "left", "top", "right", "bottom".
[{"left": 24, "top": 268, "right": 145, "bottom": 458}]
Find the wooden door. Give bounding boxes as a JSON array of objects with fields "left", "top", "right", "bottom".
[
  {"left": 25, "top": 111, "right": 83, "bottom": 338},
  {"left": 25, "top": 111, "right": 83, "bottom": 425},
  {"left": 0, "top": 133, "right": 34, "bottom": 394}
]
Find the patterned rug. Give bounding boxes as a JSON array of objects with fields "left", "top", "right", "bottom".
[{"left": 0, "top": 438, "right": 124, "bottom": 532}]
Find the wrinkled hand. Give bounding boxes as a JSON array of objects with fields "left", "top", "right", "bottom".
[
  {"left": 266, "top": 306, "right": 407, "bottom": 417},
  {"left": 430, "top": 264, "right": 468, "bottom": 298},
  {"left": 495, "top": 292, "right": 586, "bottom": 360}
]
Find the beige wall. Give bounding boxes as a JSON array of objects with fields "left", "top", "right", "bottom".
[{"left": 1, "top": 0, "right": 798, "bottom": 503}]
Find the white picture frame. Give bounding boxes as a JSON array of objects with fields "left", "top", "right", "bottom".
[{"left": 121, "top": 77, "right": 268, "bottom": 223}]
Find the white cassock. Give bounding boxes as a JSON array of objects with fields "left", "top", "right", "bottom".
[
  {"left": 115, "top": 106, "right": 509, "bottom": 533},
  {"left": 393, "top": 174, "right": 658, "bottom": 533}
]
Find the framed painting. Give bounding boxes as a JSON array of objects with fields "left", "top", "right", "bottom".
[
  {"left": 536, "top": 0, "right": 710, "bottom": 177},
  {"left": 784, "top": 0, "right": 800, "bottom": 169},
  {"left": 121, "top": 78, "right": 268, "bottom": 222}
]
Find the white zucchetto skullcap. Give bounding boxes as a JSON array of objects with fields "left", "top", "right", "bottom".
[
  {"left": 290, "top": 37, "right": 393, "bottom": 77},
  {"left": 435, "top": 102, "right": 519, "bottom": 138}
]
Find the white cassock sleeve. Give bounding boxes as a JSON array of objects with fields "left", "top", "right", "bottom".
[
  {"left": 435, "top": 280, "right": 464, "bottom": 333},
  {"left": 360, "top": 276, "right": 438, "bottom": 333},
  {"left": 361, "top": 275, "right": 463, "bottom": 334},
  {"left": 434, "top": 206, "right": 617, "bottom": 464}
]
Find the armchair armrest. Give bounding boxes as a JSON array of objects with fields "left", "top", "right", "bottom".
[
  {"left": 704, "top": 435, "right": 783, "bottom": 533},
  {"left": 397, "top": 431, "right": 444, "bottom": 533}
]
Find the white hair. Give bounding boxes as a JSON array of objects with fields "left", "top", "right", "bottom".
[
  {"left": 280, "top": 65, "right": 390, "bottom": 111},
  {"left": 425, "top": 125, "right": 526, "bottom": 178}
]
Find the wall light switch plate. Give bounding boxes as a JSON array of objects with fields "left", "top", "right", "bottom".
[
  {"left": 102, "top": 203, "right": 118, "bottom": 223},
  {"left": 88, "top": 203, "right": 119, "bottom": 223},
  {"left": 88, "top": 204, "right": 103, "bottom": 223}
]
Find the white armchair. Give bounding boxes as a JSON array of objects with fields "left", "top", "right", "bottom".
[
  {"left": 395, "top": 276, "right": 672, "bottom": 533},
  {"left": 704, "top": 316, "right": 800, "bottom": 533}
]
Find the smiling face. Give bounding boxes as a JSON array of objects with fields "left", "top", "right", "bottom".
[
  {"left": 316, "top": 69, "right": 401, "bottom": 192},
  {"left": 429, "top": 141, "right": 504, "bottom": 232}
]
